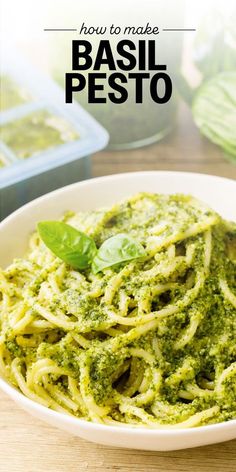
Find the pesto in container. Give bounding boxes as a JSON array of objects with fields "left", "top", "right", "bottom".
[
  {"left": 0, "top": 110, "right": 79, "bottom": 159},
  {"left": 49, "top": 0, "right": 184, "bottom": 150},
  {"left": 0, "top": 48, "right": 109, "bottom": 220}
]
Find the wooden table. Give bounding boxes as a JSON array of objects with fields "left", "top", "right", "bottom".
[
  {"left": 92, "top": 102, "right": 236, "bottom": 180},
  {"left": 0, "top": 103, "right": 236, "bottom": 472}
]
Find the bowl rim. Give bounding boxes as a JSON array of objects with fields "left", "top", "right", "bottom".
[
  {"left": 1, "top": 170, "right": 236, "bottom": 227},
  {"left": 0, "top": 170, "right": 236, "bottom": 437},
  {"left": 0, "top": 375, "right": 236, "bottom": 437}
]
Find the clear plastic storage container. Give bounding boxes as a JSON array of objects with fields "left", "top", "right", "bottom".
[{"left": 0, "top": 50, "right": 109, "bottom": 220}]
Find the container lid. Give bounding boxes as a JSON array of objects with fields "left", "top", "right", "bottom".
[{"left": 0, "top": 48, "right": 109, "bottom": 189}]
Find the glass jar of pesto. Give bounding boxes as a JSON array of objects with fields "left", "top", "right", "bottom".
[{"left": 47, "top": 0, "right": 184, "bottom": 150}]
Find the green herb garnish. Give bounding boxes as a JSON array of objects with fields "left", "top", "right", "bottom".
[
  {"left": 38, "top": 223, "right": 145, "bottom": 274},
  {"left": 38, "top": 221, "right": 97, "bottom": 270},
  {"left": 92, "top": 233, "right": 145, "bottom": 274}
]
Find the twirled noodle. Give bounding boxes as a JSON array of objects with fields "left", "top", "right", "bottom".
[{"left": 0, "top": 193, "right": 235, "bottom": 428}]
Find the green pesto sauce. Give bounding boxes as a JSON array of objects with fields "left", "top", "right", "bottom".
[
  {"left": 0, "top": 110, "right": 79, "bottom": 159},
  {"left": 2, "top": 193, "right": 236, "bottom": 426}
]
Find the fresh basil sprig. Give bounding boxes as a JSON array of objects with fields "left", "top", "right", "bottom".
[
  {"left": 92, "top": 233, "right": 145, "bottom": 274},
  {"left": 38, "top": 222, "right": 145, "bottom": 273},
  {"left": 38, "top": 221, "right": 97, "bottom": 270}
]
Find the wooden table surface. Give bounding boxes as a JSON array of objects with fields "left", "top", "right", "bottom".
[{"left": 0, "top": 103, "right": 236, "bottom": 472}]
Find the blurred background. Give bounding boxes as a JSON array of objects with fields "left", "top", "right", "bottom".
[{"left": 0, "top": 0, "right": 236, "bottom": 218}]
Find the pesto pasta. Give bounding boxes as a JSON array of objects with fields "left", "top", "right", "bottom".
[{"left": 0, "top": 193, "right": 235, "bottom": 428}]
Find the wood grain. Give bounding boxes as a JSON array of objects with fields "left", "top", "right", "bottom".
[
  {"left": 92, "top": 103, "right": 236, "bottom": 180},
  {"left": 1, "top": 102, "right": 236, "bottom": 471}
]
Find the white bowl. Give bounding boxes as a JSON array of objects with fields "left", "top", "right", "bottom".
[{"left": 0, "top": 171, "right": 236, "bottom": 451}]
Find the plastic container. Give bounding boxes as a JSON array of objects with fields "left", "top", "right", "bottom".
[{"left": 0, "top": 49, "right": 109, "bottom": 220}]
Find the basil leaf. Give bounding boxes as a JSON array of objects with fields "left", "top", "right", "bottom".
[
  {"left": 92, "top": 233, "right": 145, "bottom": 274},
  {"left": 38, "top": 221, "right": 97, "bottom": 270}
]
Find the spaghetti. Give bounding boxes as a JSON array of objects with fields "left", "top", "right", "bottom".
[{"left": 0, "top": 193, "right": 235, "bottom": 428}]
